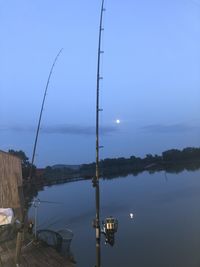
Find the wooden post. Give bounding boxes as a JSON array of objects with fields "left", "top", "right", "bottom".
[
  {"left": 0, "top": 256, "right": 3, "bottom": 267},
  {"left": 15, "top": 188, "right": 26, "bottom": 265},
  {"left": 15, "top": 231, "right": 23, "bottom": 265}
]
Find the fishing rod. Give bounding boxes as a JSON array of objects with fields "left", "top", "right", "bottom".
[
  {"left": 27, "top": 48, "right": 63, "bottom": 238},
  {"left": 92, "top": 1, "right": 105, "bottom": 266},
  {"left": 92, "top": 2, "right": 118, "bottom": 266},
  {"left": 15, "top": 49, "right": 63, "bottom": 265},
  {"left": 29, "top": 48, "right": 63, "bottom": 179}
]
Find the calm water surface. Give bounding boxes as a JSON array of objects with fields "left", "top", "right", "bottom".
[{"left": 29, "top": 170, "right": 200, "bottom": 267}]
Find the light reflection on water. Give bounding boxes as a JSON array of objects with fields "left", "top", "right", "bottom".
[{"left": 29, "top": 170, "right": 200, "bottom": 267}]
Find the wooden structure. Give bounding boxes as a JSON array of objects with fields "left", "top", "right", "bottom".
[
  {"left": 0, "top": 151, "right": 76, "bottom": 266},
  {"left": 0, "top": 239, "right": 76, "bottom": 267},
  {"left": 0, "top": 150, "right": 23, "bottom": 220}
]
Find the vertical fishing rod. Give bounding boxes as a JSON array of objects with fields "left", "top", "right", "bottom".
[
  {"left": 29, "top": 48, "right": 63, "bottom": 179},
  {"left": 93, "top": 1, "right": 105, "bottom": 267}
]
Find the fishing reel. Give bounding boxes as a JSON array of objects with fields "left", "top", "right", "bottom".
[{"left": 101, "top": 216, "right": 118, "bottom": 246}]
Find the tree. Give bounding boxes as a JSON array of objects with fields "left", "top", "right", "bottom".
[
  {"left": 8, "top": 150, "right": 36, "bottom": 179},
  {"left": 162, "top": 149, "right": 182, "bottom": 162}
]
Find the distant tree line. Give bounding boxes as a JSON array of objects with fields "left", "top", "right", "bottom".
[
  {"left": 6, "top": 147, "right": 200, "bottom": 207},
  {"left": 42, "top": 146, "right": 200, "bottom": 180},
  {"left": 41, "top": 165, "right": 80, "bottom": 181},
  {"left": 8, "top": 147, "right": 200, "bottom": 184},
  {"left": 79, "top": 147, "right": 200, "bottom": 178}
]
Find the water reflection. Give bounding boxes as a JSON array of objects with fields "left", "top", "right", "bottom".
[{"left": 29, "top": 170, "right": 200, "bottom": 267}]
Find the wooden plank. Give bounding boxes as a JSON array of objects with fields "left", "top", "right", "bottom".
[
  {"left": 21, "top": 243, "right": 72, "bottom": 267},
  {"left": 0, "top": 238, "right": 75, "bottom": 267}
]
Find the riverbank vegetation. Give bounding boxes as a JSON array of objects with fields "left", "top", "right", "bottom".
[
  {"left": 8, "top": 147, "right": 200, "bottom": 186},
  {"left": 80, "top": 147, "right": 200, "bottom": 178},
  {"left": 6, "top": 147, "right": 200, "bottom": 206},
  {"left": 32, "top": 146, "right": 200, "bottom": 183}
]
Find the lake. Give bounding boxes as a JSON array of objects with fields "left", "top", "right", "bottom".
[{"left": 29, "top": 169, "right": 200, "bottom": 267}]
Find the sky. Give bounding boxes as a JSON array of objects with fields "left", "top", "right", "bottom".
[{"left": 0, "top": 0, "right": 200, "bottom": 167}]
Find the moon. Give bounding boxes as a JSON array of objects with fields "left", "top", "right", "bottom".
[{"left": 116, "top": 119, "right": 120, "bottom": 124}]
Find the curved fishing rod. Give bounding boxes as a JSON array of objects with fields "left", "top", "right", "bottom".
[
  {"left": 29, "top": 48, "right": 63, "bottom": 179},
  {"left": 93, "top": 1, "right": 105, "bottom": 266},
  {"left": 15, "top": 49, "right": 63, "bottom": 265}
]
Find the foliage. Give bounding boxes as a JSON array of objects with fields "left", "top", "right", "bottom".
[
  {"left": 8, "top": 149, "right": 36, "bottom": 179},
  {"left": 79, "top": 147, "right": 200, "bottom": 178},
  {"left": 9, "top": 146, "right": 200, "bottom": 183}
]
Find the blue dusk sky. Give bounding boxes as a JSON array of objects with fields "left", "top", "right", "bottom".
[{"left": 0, "top": 0, "right": 200, "bottom": 167}]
